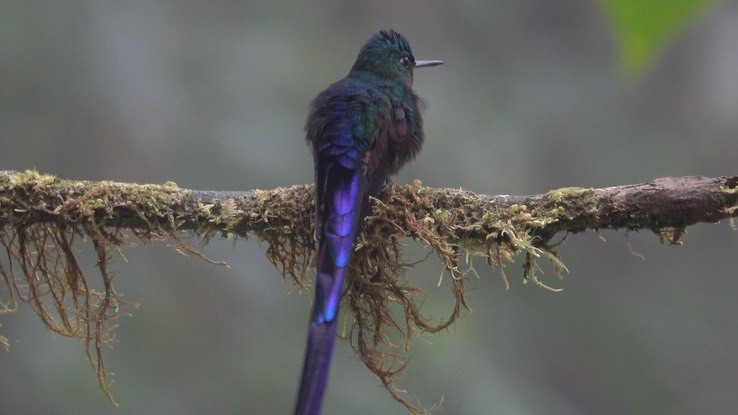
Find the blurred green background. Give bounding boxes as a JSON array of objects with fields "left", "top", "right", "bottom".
[{"left": 2, "top": 1, "right": 737, "bottom": 414}]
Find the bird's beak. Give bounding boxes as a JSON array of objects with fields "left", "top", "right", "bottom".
[{"left": 414, "top": 60, "right": 444, "bottom": 68}]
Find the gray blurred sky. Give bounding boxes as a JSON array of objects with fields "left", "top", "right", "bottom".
[{"left": 1, "top": 2, "right": 737, "bottom": 414}]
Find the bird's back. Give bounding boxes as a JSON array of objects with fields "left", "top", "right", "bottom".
[{"left": 306, "top": 74, "right": 424, "bottom": 235}]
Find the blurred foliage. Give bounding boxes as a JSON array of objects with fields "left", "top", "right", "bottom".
[{"left": 599, "top": 0, "right": 716, "bottom": 80}]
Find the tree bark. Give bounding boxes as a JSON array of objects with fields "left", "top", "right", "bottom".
[{"left": 2, "top": 171, "right": 736, "bottom": 241}]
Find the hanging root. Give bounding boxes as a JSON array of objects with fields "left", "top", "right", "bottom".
[
  {"left": 266, "top": 183, "right": 567, "bottom": 414},
  {"left": 0, "top": 223, "right": 132, "bottom": 405},
  {"left": 0, "top": 170, "right": 209, "bottom": 405}
]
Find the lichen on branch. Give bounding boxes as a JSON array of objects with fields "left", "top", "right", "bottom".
[{"left": 0, "top": 169, "right": 736, "bottom": 412}]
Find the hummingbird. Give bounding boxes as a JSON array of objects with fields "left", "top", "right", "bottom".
[{"left": 295, "top": 30, "right": 442, "bottom": 415}]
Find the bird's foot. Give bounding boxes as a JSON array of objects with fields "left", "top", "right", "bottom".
[{"left": 381, "top": 178, "right": 394, "bottom": 193}]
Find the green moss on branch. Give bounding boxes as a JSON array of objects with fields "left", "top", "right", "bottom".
[{"left": 1, "top": 170, "right": 736, "bottom": 412}]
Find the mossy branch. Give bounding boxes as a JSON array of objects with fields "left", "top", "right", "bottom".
[{"left": 1, "top": 169, "right": 737, "bottom": 412}]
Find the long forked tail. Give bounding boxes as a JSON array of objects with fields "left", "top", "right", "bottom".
[
  {"left": 294, "top": 251, "right": 350, "bottom": 415},
  {"left": 293, "top": 306, "right": 339, "bottom": 414},
  {"left": 294, "top": 168, "right": 363, "bottom": 415}
]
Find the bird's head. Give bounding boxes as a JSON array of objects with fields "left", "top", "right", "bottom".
[{"left": 350, "top": 30, "right": 442, "bottom": 83}]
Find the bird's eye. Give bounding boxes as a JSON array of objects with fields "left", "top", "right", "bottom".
[{"left": 400, "top": 56, "right": 411, "bottom": 68}]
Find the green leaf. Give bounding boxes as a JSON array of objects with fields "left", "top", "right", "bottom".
[{"left": 599, "top": 0, "right": 715, "bottom": 80}]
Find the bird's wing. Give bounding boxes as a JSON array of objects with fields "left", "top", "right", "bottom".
[{"left": 360, "top": 101, "right": 415, "bottom": 215}]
